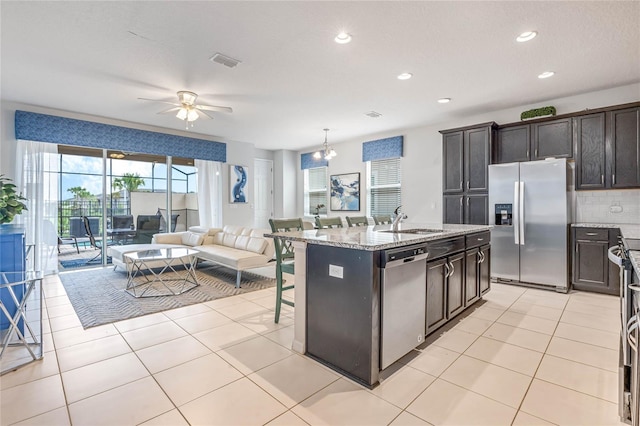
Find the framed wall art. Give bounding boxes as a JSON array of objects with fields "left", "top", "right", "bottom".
[
  {"left": 330, "top": 172, "right": 360, "bottom": 211},
  {"left": 229, "top": 164, "right": 248, "bottom": 203}
]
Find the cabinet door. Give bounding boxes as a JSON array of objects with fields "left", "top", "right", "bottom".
[
  {"left": 609, "top": 107, "right": 640, "bottom": 189},
  {"left": 443, "top": 131, "right": 464, "bottom": 193},
  {"left": 465, "top": 127, "right": 490, "bottom": 192},
  {"left": 465, "top": 194, "right": 488, "bottom": 225},
  {"left": 574, "top": 113, "right": 606, "bottom": 190},
  {"left": 426, "top": 258, "right": 448, "bottom": 334},
  {"left": 465, "top": 248, "right": 480, "bottom": 306},
  {"left": 479, "top": 244, "right": 491, "bottom": 295},
  {"left": 573, "top": 240, "right": 612, "bottom": 293},
  {"left": 443, "top": 195, "right": 464, "bottom": 224},
  {"left": 496, "top": 125, "right": 530, "bottom": 163},
  {"left": 447, "top": 253, "right": 465, "bottom": 319},
  {"left": 532, "top": 118, "right": 572, "bottom": 160}
]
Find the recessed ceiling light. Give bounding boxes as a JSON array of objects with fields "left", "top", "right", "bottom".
[
  {"left": 516, "top": 31, "right": 538, "bottom": 42},
  {"left": 397, "top": 73, "right": 413, "bottom": 80},
  {"left": 538, "top": 71, "right": 555, "bottom": 79},
  {"left": 335, "top": 32, "right": 352, "bottom": 44},
  {"left": 437, "top": 98, "right": 451, "bottom": 104}
]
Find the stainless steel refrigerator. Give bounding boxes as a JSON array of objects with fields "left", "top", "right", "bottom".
[{"left": 488, "top": 158, "right": 570, "bottom": 292}]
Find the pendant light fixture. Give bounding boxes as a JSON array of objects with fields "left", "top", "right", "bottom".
[{"left": 313, "top": 128, "right": 337, "bottom": 160}]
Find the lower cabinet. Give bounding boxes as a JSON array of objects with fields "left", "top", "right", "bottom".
[
  {"left": 572, "top": 227, "right": 620, "bottom": 295},
  {"left": 426, "top": 233, "right": 491, "bottom": 336}
]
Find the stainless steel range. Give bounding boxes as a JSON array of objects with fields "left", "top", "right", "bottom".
[{"left": 613, "top": 238, "right": 640, "bottom": 424}]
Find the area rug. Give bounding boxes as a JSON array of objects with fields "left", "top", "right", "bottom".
[
  {"left": 59, "top": 263, "right": 276, "bottom": 329},
  {"left": 59, "top": 257, "right": 111, "bottom": 269}
]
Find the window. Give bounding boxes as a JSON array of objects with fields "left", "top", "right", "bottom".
[
  {"left": 304, "top": 167, "right": 328, "bottom": 216},
  {"left": 367, "top": 158, "right": 401, "bottom": 217}
]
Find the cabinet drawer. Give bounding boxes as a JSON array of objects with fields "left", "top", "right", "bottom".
[
  {"left": 427, "top": 237, "right": 465, "bottom": 260},
  {"left": 575, "top": 227, "right": 608, "bottom": 241},
  {"left": 466, "top": 231, "right": 490, "bottom": 249}
]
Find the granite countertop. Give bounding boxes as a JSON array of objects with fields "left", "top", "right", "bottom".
[{"left": 266, "top": 223, "right": 491, "bottom": 251}]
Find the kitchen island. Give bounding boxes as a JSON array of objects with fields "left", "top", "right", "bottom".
[{"left": 267, "top": 222, "right": 491, "bottom": 387}]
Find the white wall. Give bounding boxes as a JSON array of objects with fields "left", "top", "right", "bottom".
[
  {"left": 294, "top": 83, "right": 640, "bottom": 223},
  {"left": 273, "top": 150, "right": 297, "bottom": 218}
]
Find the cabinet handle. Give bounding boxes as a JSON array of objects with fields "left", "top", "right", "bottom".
[
  {"left": 460, "top": 180, "right": 463, "bottom": 190},
  {"left": 460, "top": 197, "right": 463, "bottom": 207},
  {"left": 535, "top": 148, "right": 538, "bottom": 158},
  {"left": 466, "top": 181, "right": 470, "bottom": 191},
  {"left": 586, "top": 232, "right": 598, "bottom": 236},
  {"left": 448, "top": 262, "right": 455, "bottom": 277},
  {"left": 526, "top": 149, "right": 530, "bottom": 158},
  {"left": 477, "top": 237, "right": 484, "bottom": 241},
  {"left": 601, "top": 174, "right": 604, "bottom": 185},
  {"left": 613, "top": 174, "right": 616, "bottom": 185},
  {"left": 466, "top": 197, "right": 469, "bottom": 207},
  {"left": 444, "top": 262, "right": 450, "bottom": 277}
]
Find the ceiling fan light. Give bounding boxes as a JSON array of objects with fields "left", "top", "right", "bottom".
[
  {"left": 187, "top": 109, "right": 199, "bottom": 121},
  {"left": 176, "top": 108, "right": 188, "bottom": 120},
  {"left": 177, "top": 91, "right": 198, "bottom": 105}
]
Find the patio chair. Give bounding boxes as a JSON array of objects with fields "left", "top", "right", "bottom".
[
  {"left": 373, "top": 215, "right": 392, "bottom": 225},
  {"left": 269, "top": 218, "right": 304, "bottom": 323},
  {"left": 346, "top": 216, "right": 369, "bottom": 227},
  {"left": 82, "top": 216, "right": 114, "bottom": 262},
  {"left": 315, "top": 217, "right": 343, "bottom": 229}
]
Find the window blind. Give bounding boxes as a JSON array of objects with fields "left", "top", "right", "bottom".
[
  {"left": 368, "top": 158, "right": 401, "bottom": 217},
  {"left": 305, "top": 167, "right": 328, "bottom": 215}
]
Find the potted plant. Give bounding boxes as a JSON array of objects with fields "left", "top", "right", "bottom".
[
  {"left": 0, "top": 175, "right": 27, "bottom": 225},
  {"left": 520, "top": 106, "right": 557, "bottom": 121}
]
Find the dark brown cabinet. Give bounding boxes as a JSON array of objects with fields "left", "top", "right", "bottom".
[
  {"left": 479, "top": 244, "right": 491, "bottom": 295},
  {"left": 574, "top": 113, "right": 606, "bottom": 190},
  {"left": 465, "top": 248, "right": 479, "bottom": 306},
  {"left": 426, "top": 258, "right": 448, "bottom": 334},
  {"left": 447, "top": 253, "right": 465, "bottom": 319},
  {"left": 443, "top": 194, "right": 488, "bottom": 225},
  {"left": 441, "top": 122, "right": 496, "bottom": 224},
  {"left": 609, "top": 107, "right": 640, "bottom": 189},
  {"left": 574, "top": 107, "right": 640, "bottom": 190},
  {"left": 495, "top": 125, "right": 530, "bottom": 163},
  {"left": 495, "top": 118, "right": 572, "bottom": 164},
  {"left": 532, "top": 118, "right": 572, "bottom": 160},
  {"left": 572, "top": 227, "right": 620, "bottom": 295}
]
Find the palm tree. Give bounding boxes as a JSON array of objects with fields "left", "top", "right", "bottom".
[{"left": 112, "top": 173, "right": 145, "bottom": 196}]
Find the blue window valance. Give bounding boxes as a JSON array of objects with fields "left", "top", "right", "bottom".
[
  {"left": 15, "top": 110, "right": 226, "bottom": 162},
  {"left": 362, "top": 135, "right": 403, "bottom": 162},
  {"left": 301, "top": 152, "right": 328, "bottom": 170}
]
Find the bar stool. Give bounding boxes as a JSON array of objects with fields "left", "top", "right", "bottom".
[{"left": 269, "top": 218, "right": 304, "bottom": 323}]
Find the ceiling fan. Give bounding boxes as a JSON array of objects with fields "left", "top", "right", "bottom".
[{"left": 138, "top": 90, "right": 232, "bottom": 129}]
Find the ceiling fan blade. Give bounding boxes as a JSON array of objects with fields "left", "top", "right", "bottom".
[
  {"left": 138, "top": 97, "right": 180, "bottom": 107},
  {"left": 196, "top": 104, "right": 233, "bottom": 113},
  {"left": 195, "top": 109, "right": 214, "bottom": 120},
  {"left": 157, "top": 106, "right": 181, "bottom": 115}
]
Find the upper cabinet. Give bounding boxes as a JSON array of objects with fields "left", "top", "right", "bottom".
[
  {"left": 441, "top": 122, "right": 496, "bottom": 195},
  {"left": 441, "top": 122, "right": 496, "bottom": 225},
  {"left": 574, "top": 106, "right": 640, "bottom": 190},
  {"left": 495, "top": 118, "right": 572, "bottom": 164},
  {"left": 531, "top": 118, "right": 572, "bottom": 160},
  {"left": 609, "top": 107, "right": 640, "bottom": 189}
]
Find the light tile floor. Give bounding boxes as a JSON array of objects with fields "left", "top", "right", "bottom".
[{"left": 0, "top": 270, "right": 628, "bottom": 425}]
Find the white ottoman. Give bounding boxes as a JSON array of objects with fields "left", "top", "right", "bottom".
[{"left": 108, "top": 244, "right": 189, "bottom": 271}]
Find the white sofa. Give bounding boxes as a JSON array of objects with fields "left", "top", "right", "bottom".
[{"left": 151, "top": 225, "right": 275, "bottom": 287}]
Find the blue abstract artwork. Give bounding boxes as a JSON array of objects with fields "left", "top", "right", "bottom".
[
  {"left": 330, "top": 173, "right": 360, "bottom": 211},
  {"left": 230, "top": 165, "right": 248, "bottom": 203}
]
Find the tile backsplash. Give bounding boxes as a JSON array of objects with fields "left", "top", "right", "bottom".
[{"left": 575, "top": 189, "right": 640, "bottom": 224}]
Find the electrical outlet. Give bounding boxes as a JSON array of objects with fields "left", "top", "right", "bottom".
[{"left": 328, "top": 264, "right": 343, "bottom": 279}]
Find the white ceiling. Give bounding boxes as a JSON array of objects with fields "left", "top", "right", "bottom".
[{"left": 2, "top": 1, "right": 639, "bottom": 151}]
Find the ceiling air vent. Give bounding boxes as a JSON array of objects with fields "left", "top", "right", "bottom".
[
  {"left": 365, "top": 111, "right": 382, "bottom": 118},
  {"left": 209, "top": 53, "right": 241, "bottom": 68}
]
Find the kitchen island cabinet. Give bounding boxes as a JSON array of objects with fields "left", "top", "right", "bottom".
[{"left": 267, "top": 223, "right": 491, "bottom": 388}]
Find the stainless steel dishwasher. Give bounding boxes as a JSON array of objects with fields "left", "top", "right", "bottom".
[{"left": 380, "top": 244, "right": 428, "bottom": 370}]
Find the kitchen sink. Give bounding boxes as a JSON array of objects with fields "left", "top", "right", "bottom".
[{"left": 377, "top": 228, "right": 443, "bottom": 234}]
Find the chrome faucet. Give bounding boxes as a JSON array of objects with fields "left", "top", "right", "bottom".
[{"left": 392, "top": 205, "right": 408, "bottom": 232}]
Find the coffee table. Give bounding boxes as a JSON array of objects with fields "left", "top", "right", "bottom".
[{"left": 124, "top": 247, "right": 199, "bottom": 297}]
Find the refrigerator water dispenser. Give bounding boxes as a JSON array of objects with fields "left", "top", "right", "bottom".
[{"left": 494, "top": 203, "right": 512, "bottom": 225}]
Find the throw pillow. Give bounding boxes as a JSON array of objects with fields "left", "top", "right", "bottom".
[{"left": 181, "top": 231, "right": 204, "bottom": 247}]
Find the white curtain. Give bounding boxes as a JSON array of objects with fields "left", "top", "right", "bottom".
[
  {"left": 15, "top": 140, "right": 59, "bottom": 275},
  {"left": 195, "top": 159, "right": 222, "bottom": 228}
]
